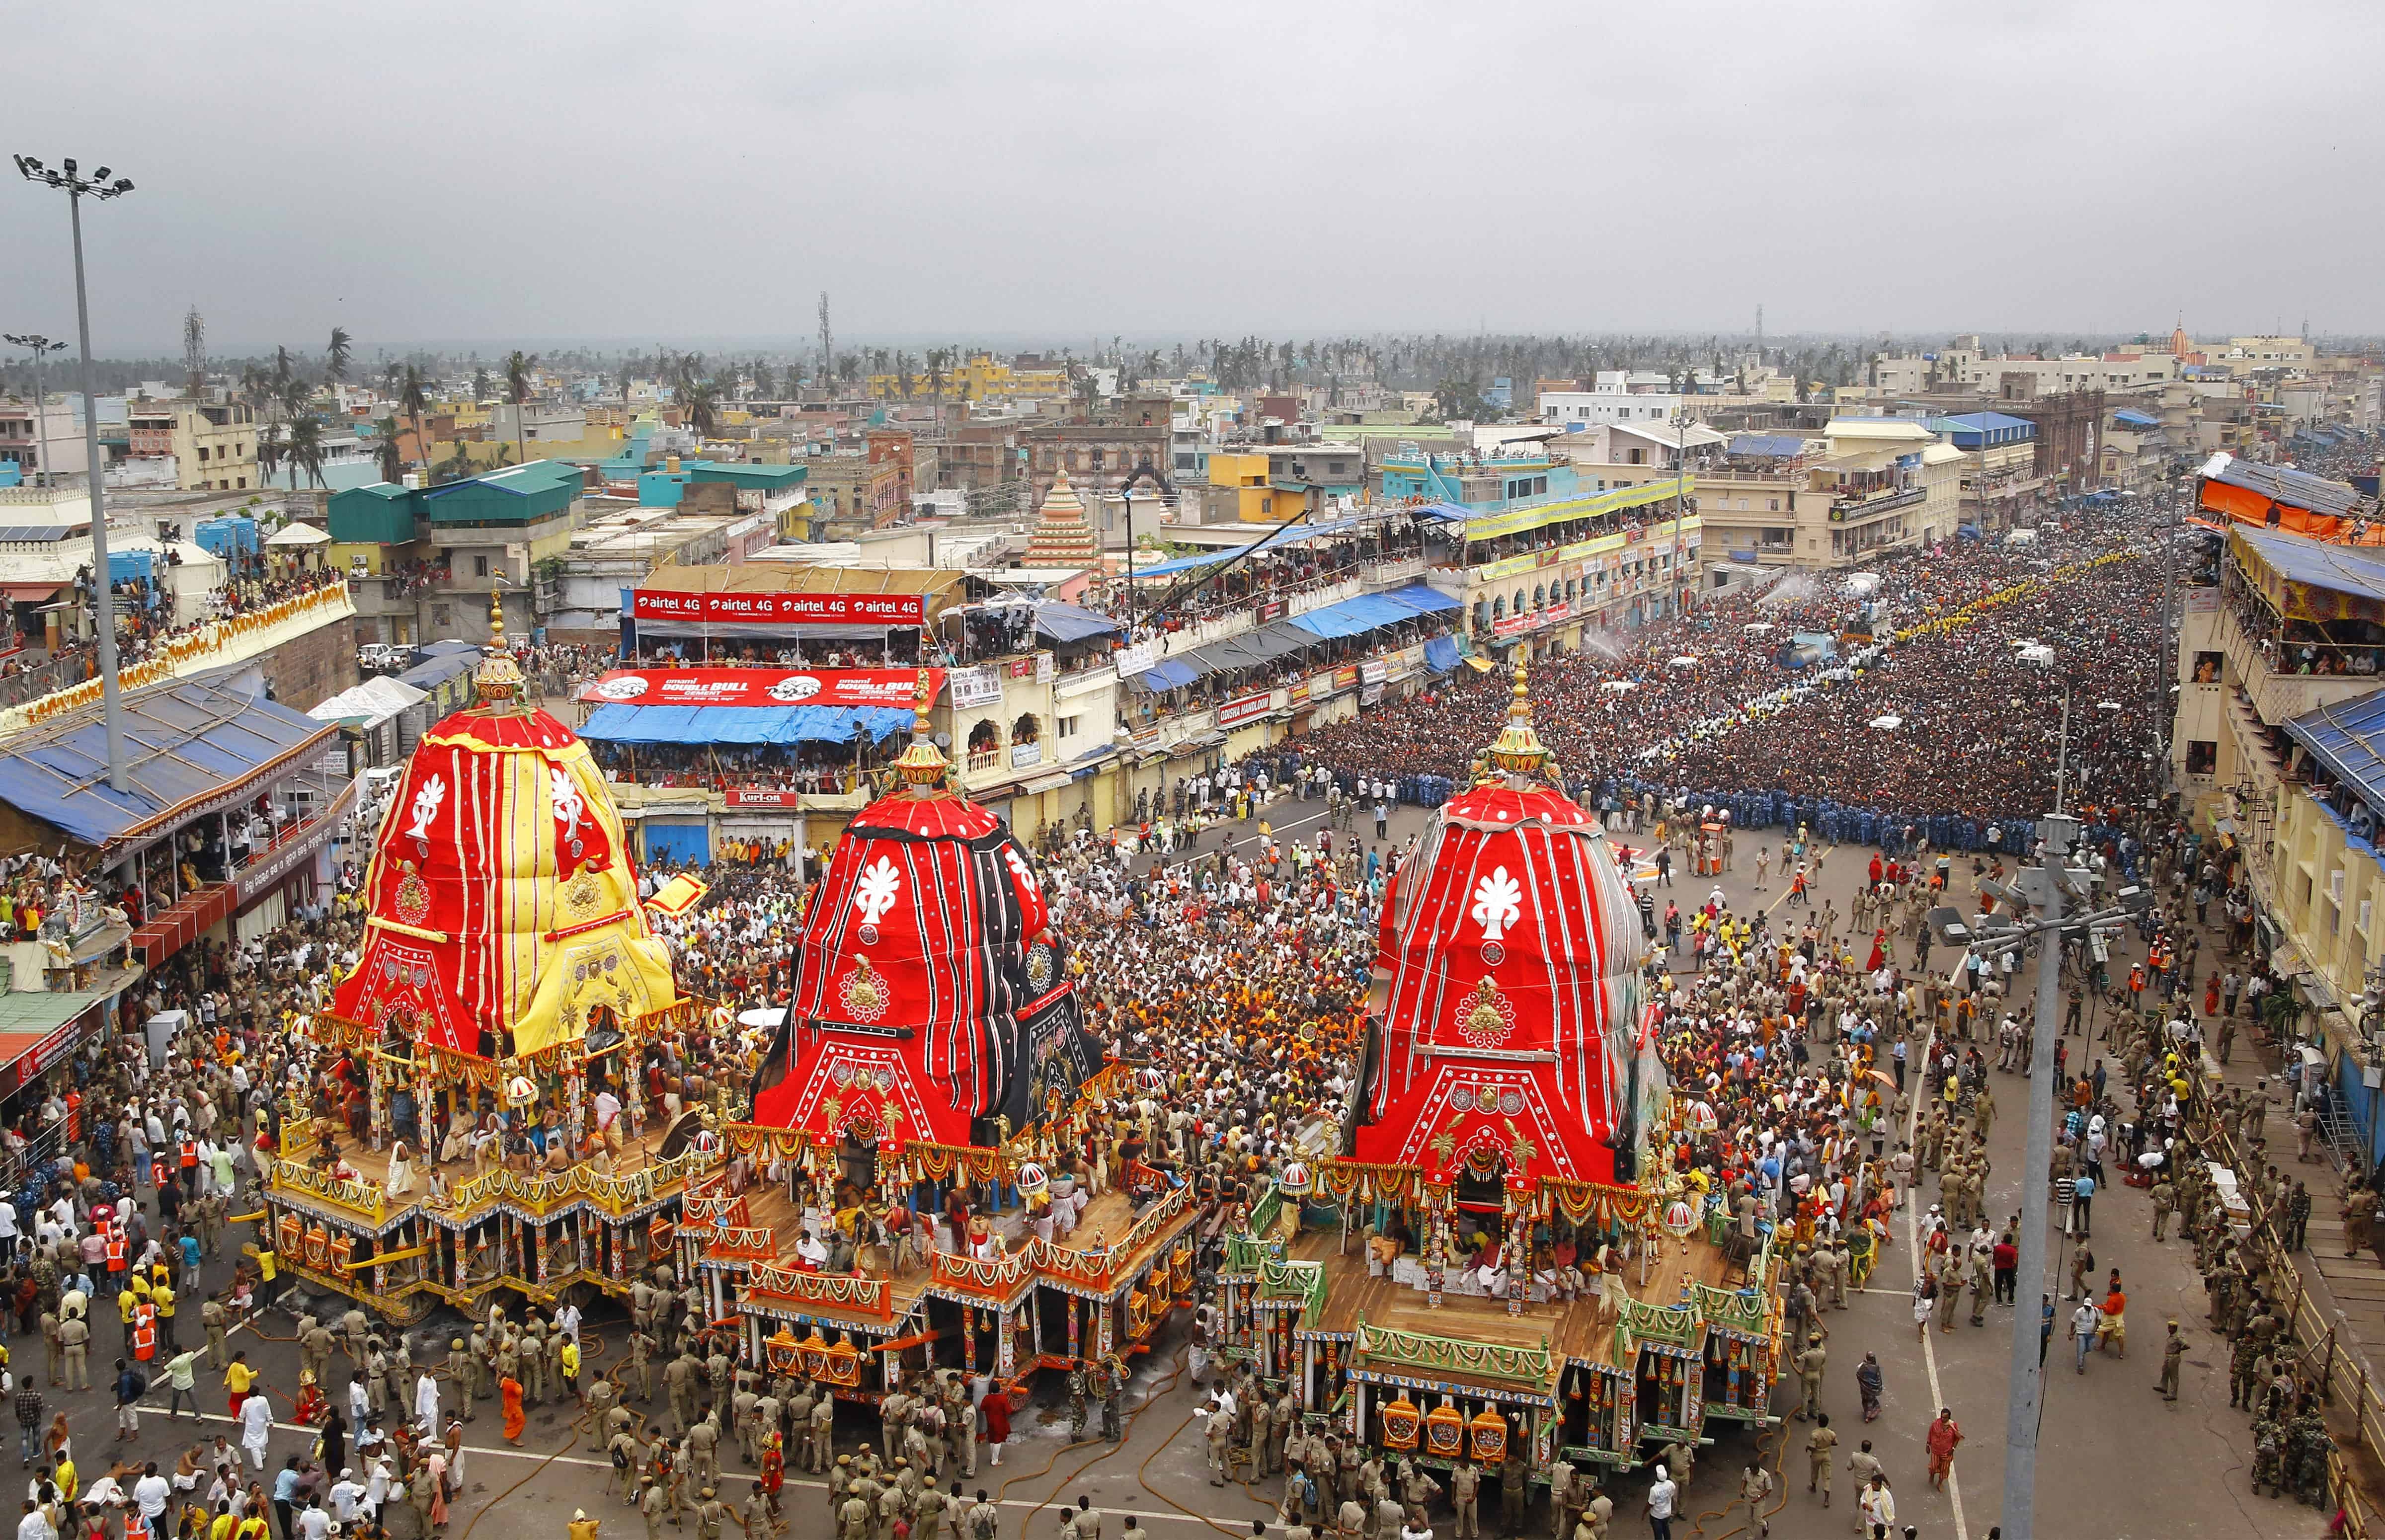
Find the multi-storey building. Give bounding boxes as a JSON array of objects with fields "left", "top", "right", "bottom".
[
  {"left": 327, "top": 461, "right": 589, "bottom": 646},
  {"left": 1928, "top": 412, "right": 2046, "bottom": 531},
  {"left": 1537, "top": 371, "right": 1686, "bottom": 429},
  {"left": 0, "top": 403, "right": 84, "bottom": 483},
  {"left": 127, "top": 401, "right": 259, "bottom": 491},
  {"left": 1200, "top": 442, "right": 1366, "bottom": 523}
]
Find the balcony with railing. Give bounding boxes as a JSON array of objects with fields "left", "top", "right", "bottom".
[
  {"left": 2218, "top": 606, "right": 2385, "bottom": 726},
  {"left": 1829, "top": 484, "right": 1925, "bottom": 521}
]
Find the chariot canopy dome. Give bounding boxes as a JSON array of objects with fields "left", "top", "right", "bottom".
[
  {"left": 330, "top": 594, "right": 678, "bottom": 1058},
  {"left": 750, "top": 672, "right": 1101, "bottom": 1149},
  {"left": 1350, "top": 661, "right": 1656, "bottom": 1187}
]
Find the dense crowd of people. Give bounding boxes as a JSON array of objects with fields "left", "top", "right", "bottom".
[
  {"left": 1285, "top": 505, "right": 2176, "bottom": 831},
  {"left": 4, "top": 458, "right": 2378, "bottom": 1540}
]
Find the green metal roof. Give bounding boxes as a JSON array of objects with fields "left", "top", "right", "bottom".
[
  {"left": 420, "top": 461, "right": 584, "bottom": 526},
  {"left": 683, "top": 461, "right": 807, "bottom": 491},
  {"left": 0, "top": 988, "right": 109, "bottom": 1033}
]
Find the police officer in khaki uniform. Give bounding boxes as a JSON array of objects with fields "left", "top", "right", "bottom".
[
  {"left": 1806, "top": 1412, "right": 1837, "bottom": 1505},
  {"left": 1449, "top": 1460, "right": 1481, "bottom": 1540}
]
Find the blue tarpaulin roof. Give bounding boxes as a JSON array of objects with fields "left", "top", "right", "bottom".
[
  {"left": 1128, "top": 516, "right": 1375, "bottom": 579},
  {"left": 1285, "top": 583, "right": 1461, "bottom": 639},
  {"left": 398, "top": 653, "right": 477, "bottom": 691},
  {"left": 2233, "top": 526, "right": 2385, "bottom": 605},
  {"left": 1728, "top": 434, "right": 1808, "bottom": 459},
  {"left": 2113, "top": 408, "right": 2160, "bottom": 428},
  {"left": 2285, "top": 690, "right": 2385, "bottom": 819},
  {"left": 1032, "top": 603, "right": 1123, "bottom": 643},
  {"left": 578, "top": 703, "right": 914, "bottom": 746},
  {"left": 1128, "top": 658, "right": 1202, "bottom": 693},
  {"left": 1413, "top": 503, "right": 1470, "bottom": 523},
  {"left": 0, "top": 674, "right": 332, "bottom": 848},
  {"left": 1425, "top": 635, "right": 1460, "bottom": 674}
]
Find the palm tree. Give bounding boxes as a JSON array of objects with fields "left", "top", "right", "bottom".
[
  {"left": 434, "top": 438, "right": 477, "bottom": 485},
  {"left": 400, "top": 365, "right": 429, "bottom": 476},
  {"left": 504, "top": 350, "right": 540, "bottom": 466},
  {"left": 676, "top": 360, "right": 721, "bottom": 440},
  {"left": 894, "top": 351, "right": 917, "bottom": 401},
  {"left": 257, "top": 424, "right": 286, "bottom": 488},
  {"left": 372, "top": 417, "right": 404, "bottom": 483},
  {"left": 925, "top": 348, "right": 950, "bottom": 416},
  {"left": 287, "top": 416, "right": 324, "bottom": 489},
  {"left": 325, "top": 327, "right": 352, "bottom": 385}
]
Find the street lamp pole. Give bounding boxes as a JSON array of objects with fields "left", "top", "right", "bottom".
[
  {"left": 3, "top": 335, "right": 67, "bottom": 488},
  {"left": 14, "top": 154, "right": 133, "bottom": 794}
]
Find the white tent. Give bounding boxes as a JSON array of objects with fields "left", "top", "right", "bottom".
[
  {"left": 265, "top": 522, "right": 332, "bottom": 548},
  {"left": 308, "top": 674, "right": 429, "bottom": 732}
]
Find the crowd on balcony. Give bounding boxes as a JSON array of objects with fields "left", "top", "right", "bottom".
[
  {"left": 2222, "top": 565, "right": 2385, "bottom": 677},
  {"left": 585, "top": 740, "right": 878, "bottom": 795},
  {"left": 37, "top": 563, "right": 346, "bottom": 683},
  {"left": 1447, "top": 492, "right": 1692, "bottom": 573}
]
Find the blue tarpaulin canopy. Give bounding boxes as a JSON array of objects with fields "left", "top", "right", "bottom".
[
  {"left": 578, "top": 703, "right": 914, "bottom": 746},
  {"left": 1032, "top": 603, "right": 1122, "bottom": 643},
  {"left": 0, "top": 672, "right": 333, "bottom": 849},
  {"left": 1127, "top": 516, "right": 1376, "bottom": 579},
  {"left": 2285, "top": 690, "right": 2385, "bottom": 820},
  {"left": 397, "top": 653, "right": 477, "bottom": 692},
  {"left": 1728, "top": 434, "right": 1809, "bottom": 459},
  {"left": 2113, "top": 408, "right": 2161, "bottom": 428},
  {"left": 2234, "top": 526, "right": 2385, "bottom": 606},
  {"left": 1128, "top": 657, "right": 1202, "bottom": 693},
  {"left": 1285, "top": 583, "right": 1461, "bottom": 638},
  {"left": 1425, "top": 635, "right": 1460, "bottom": 674}
]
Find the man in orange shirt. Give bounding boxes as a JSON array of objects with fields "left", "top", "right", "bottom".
[
  {"left": 2100, "top": 1278, "right": 2128, "bottom": 1360},
  {"left": 1925, "top": 1408, "right": 1962, "bottom": 1490}
]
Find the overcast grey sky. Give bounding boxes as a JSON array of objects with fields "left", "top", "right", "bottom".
[{"left": 9, "top": 2, "right": 2383, "bottom": 357}]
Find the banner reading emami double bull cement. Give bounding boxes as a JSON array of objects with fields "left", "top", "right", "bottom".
[{"left": 578, "top": 669, "right": 945, "bottom": 708}]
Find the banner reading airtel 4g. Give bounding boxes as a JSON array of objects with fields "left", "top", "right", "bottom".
[
  {"left": 630, "top": 588, "right": 926, "bottom": 626},
  {"left": 578, "top": 668, "right": 946, "bottom": 708}
]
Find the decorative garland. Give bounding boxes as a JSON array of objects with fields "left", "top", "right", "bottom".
[
  {"left": 744, "top": 1263, "right": 894, "bottom": 1320},
  {"left": 927, "top": 1249, "right": 1032, "bottom": 1299},
  {"left": 1614, "top": 1295, "right": 1703, "bottom": 1357},
  {"left": 30, "top": 587, "right": 355, "bottom": 724},
  {"left": 442, "top": 1146, "right": 716, "bottom": 1218},
  {"left": 705, "top": 1225, "right": 779, "bottom": 1262},
  {"left": 1690, "top": 1281, "right": 1770, "bottom": 1339},
  {"left": 1350, "top": 1315, "right": 1557, "bottom": 1390},
  {"left": 269, "top": 1157, "right": 386, "bottom": 1221}
]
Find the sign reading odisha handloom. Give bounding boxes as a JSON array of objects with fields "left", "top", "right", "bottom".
[
  {"left": 630, "top": 588, "right": 927, "bottom": 625},
  {"left": 578, "top": 669, "right": 945, "bottom": 708}
]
